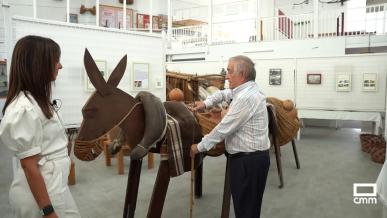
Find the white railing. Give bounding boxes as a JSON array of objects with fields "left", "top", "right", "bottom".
[
  {"left": 170, "top": 18, "right": 256, "bottom": 47},
  {"left": 171, "top": 25, "right": 207, "bottom": 48},
  {"left": 318, "top": 10, "right": 343, "bottom": 37},
  {"left": 260, "top": 13, "right": 314, "bottom": 41},
  {"left": 169, "top": 4, "right": 387, "bottom": 48}
]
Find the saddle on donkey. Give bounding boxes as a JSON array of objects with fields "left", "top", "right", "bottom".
[{"left": 134, "top": 92, "right": 203, "bottom": 177}]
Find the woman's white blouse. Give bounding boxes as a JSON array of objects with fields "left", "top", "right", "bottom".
[{"left": 0, "top": 92, "right": 68, "bottom": 160}]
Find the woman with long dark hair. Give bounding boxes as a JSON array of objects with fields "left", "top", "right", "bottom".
[{"left": 0, "top": 35, "right": 81, "bottom": 218}]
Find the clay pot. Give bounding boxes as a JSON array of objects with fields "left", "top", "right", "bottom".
[
  {"left": 168, "top": 88, "right": 184, "bottom": 101},
  {"left": 283, "top": 99, "right": 294, "bottom": 111}
]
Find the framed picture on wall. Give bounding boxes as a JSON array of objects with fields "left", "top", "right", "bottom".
[
  {"left": 152, "top": 16, "right": 159, "bottom": 29},
  {"left": 100, "top": 6, "right": 116, "bottom": 28},
  {"left": 336, "top": 72, "right": 351, "bottom": 92},
  {"left": 132, "top": 63, "right": 149, "bottom": 90},
  {"left": 117, "top": 8, "right": 133, "bottom": 29},
  {"left": 307, "top": 73, "right": 321, "bottom": 84},
  {"left": 85, "top": 60, "right": 107, "bottom": 91},
  {"left": 69, "top": 13, "right": 78, "bottom": 23},
  {"left": 136, "top": 13, "right": 150, "bottom": 29},
  {"left": 99, "top": 5, "right": 134, "bottom": 29},
  {"left": 158, "top": 14, "right": 168, "bottom": 29},
  {"left": 362, "top": 73, "right": 377, "bottom": 92},
  {"left": 126, "top": 9, "right": 134, "bottom": 29},
  {"left": 269, "top": 69, "right": 282, "bottom": 85}
]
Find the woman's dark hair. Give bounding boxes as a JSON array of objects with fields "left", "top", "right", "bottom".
[{"left": 2, "top": 35, "right": 61, "bottom": 119}]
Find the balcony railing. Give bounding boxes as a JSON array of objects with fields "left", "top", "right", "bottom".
[
  {"left": 170, "top": 4, "right": 387, "bottom": 48},
  {"left": 171, "top": 25, "right": 208, "bottom": 48},
  {"left": 261, "top": 13, "right": 314, "bottom": 41}
]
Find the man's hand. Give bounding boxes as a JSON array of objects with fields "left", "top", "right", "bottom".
[
  {"left": 190, "top": 144, "right": 200, "bottom": 158},
  {"left": 191, "top": 101, "right": 206, "bottom": 112}
]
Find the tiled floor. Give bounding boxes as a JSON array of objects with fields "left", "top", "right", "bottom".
[{"left": 0, "top": 127, "right": 384, "bottom": 218}]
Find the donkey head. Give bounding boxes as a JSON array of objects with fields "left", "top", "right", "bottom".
[{"left": 74, "top": 49, "right": 140, "bottom": 161}]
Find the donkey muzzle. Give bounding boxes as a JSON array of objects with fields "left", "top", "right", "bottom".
[{"left": 74, "top": 138, "right": 104, "bottom": 161}]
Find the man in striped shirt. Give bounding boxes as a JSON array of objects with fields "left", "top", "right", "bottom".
[{"left": 191, "top": 55, "right": 270, "bottom": 218}]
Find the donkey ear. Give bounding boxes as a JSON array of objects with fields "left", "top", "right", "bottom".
[
  {"left": 107, "top": 55, "right": 127, "bottom": 87},
  {"left": 84, "top": 48, "right": 110, "bottom": 96}
]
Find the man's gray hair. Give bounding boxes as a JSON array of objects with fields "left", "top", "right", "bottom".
[{"left": 229, "top": 55, "right": 256, "bottom": 81}]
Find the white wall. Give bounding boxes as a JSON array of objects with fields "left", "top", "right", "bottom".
[
  {"left": 171, "top": 0, "right": 273, "bottom": 21},
  {"left": 172, "top": 0, "right": 258, "bottom": 23},
  {"left": 167, "top": 53, "right": 387, "bottom": 112},
  {"left": 172, "top": 0, "right": 207, "bottom": 21},
  {"left": 10, "top": 17, "right": 165, "bottom": 127},
  {"left": 296, "top": 54, "right": 387, "bottom": 111},
  {"left": 259, "top": 0, "right": 275, "bottom": 18},
  {"left": 213, "top": 0, "right": 256, "bottom": 21},
  {"left": 167, "top": 37, "right": 346, "bottom": 64},
  {"left": 275, "top": 0, "right": 347, "bottom": 15}
]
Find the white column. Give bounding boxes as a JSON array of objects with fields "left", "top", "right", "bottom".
[
  {"left": 167, "top": 0, "right": 172, "bottom": 48},
  {"left": 161, "top": 29, "right": 167, "bottom": 100},
  {"left": 123, "top": 0, "right": 127, "bottom": 29},
  {"left": 382, "top": 5, "right": 386, "bottom": 34},
  {"left": 96, "top": 0, "right": 100, "bottom": 26},
  {"left": 150, "top": 0, "right": 153, "bottom": 33},
  {"left": 313, "top": 0, "right": 319, "bottom": 38},
  {"left": 2, "top": 2, "right": 11, "bottom": 60},
  {"left": 66, "top": 0, "right": 70, "bottom": 23},
  {"left": 256, "top": 0, "right": 261, "bottom": 41},
  {"left": 32, "top": 0, "right": 37, "bottom": 19},
  {"left": 208, "top": 0, "right": 212, "bottom": 45}
]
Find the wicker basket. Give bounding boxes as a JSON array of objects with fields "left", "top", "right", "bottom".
[
  {"left": 267, "top": 97, "right": 300, "bottom": 146},
  {"left": 371, "top": 147, "right": 386, "bottom": 164},
  {"left": 196, "top": 74, "right": 226, "bottom": 89},
  {"left": 166, "top": 71, "right": 199, "bottom": 102},
  {"left": 360, "top": 134, "right": 386, "bottom": 153},
  {"left": 166, "top": 71, "right": 226, "bottom": 102},
  {"left": 195, "top": 112, "right": 225, "bottom": 157}
]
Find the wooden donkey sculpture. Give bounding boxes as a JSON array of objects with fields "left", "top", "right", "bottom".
[{"left": 74, "top": 49, "right": 204, "bottom": 218}]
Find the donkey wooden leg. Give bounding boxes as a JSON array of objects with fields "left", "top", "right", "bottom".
[
  {"left": 195, "top": 161, "right": 203, "bottom": 198},
  {"left": 291, "top": 139, "right": 301, "bottom": 169},
  {"left": 147, "top": 152, "right": 154, "bottom": 169},
  {"left": 147, "top": 160, "right": 170, "bottom": 218},
  {"left": 123, "top": 159, "right": 143, "bottom": 218},
  {"left": 273, "top": 141, "right": 284, "bottom": 188},
  {"left": 221, "top": 157, "right": 231, "bottom": 218}
]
